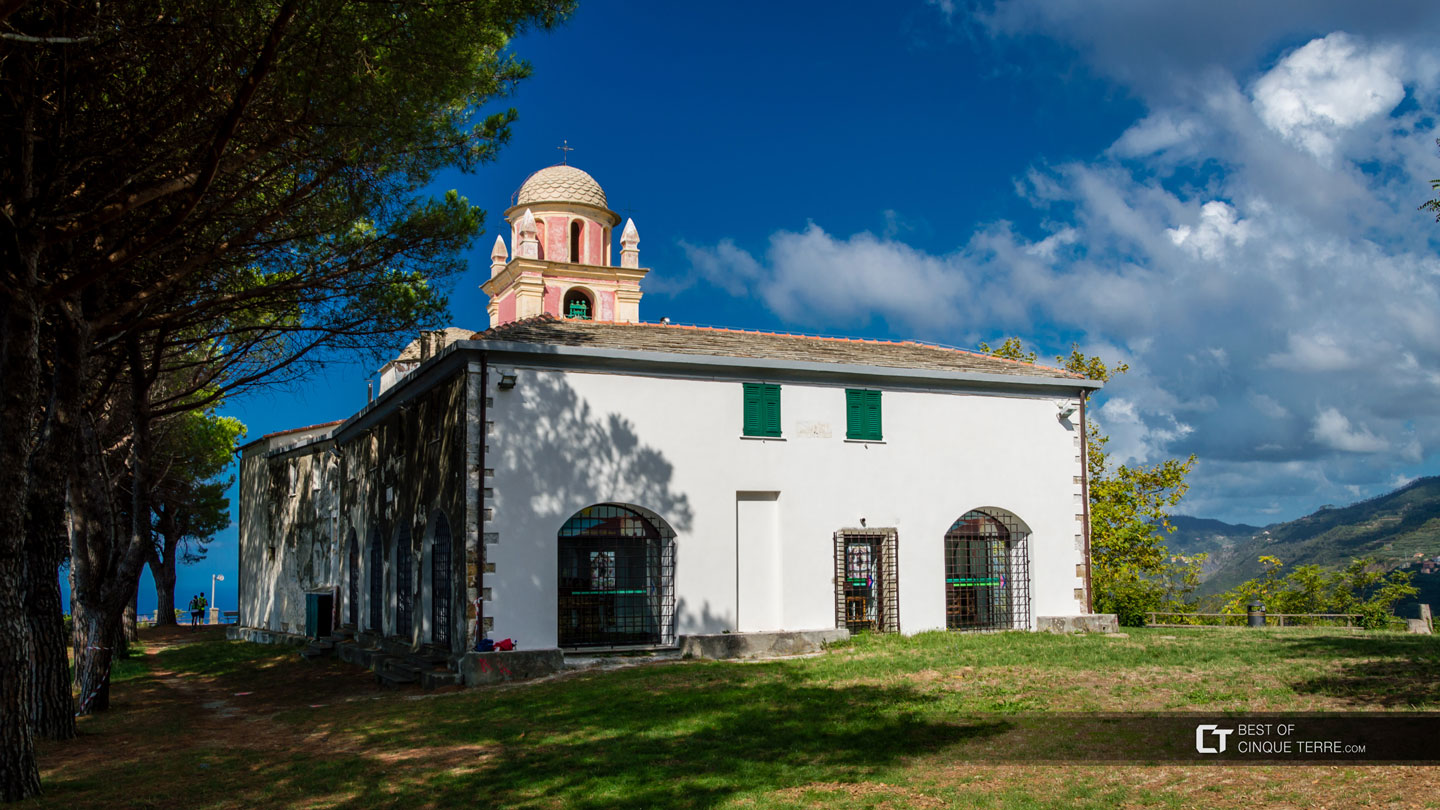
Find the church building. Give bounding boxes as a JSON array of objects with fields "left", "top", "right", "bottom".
[{"left": 235, "top": 163, "right": 1106, "bottom": 680}]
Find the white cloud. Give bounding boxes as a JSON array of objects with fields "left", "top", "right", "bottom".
[
  {"left": 1265, "top": 333, "right": 1359, "bottom": 372},
  {"left": 1312, "top": 407, "right": 1389, "bottom": 453},
  {"left": 1024, "top": 227, "right": 1078, "bottom": 260},
  {"left": 1251, "top": 32, "right": 1405, "bottom": 160},
  {"left": 1167, "top": 201, "right": 1252, "bottom": 260},
  {"left": 677, "top": 238, "right": 762, "bottom": 297},
  {"left": 1111, "top": 113, "right": 1202, "bottom": 158},
  {"left": 685, "top": 10, "right": 1440, "bottom": 522},
  {"left": 1250, "top": 393, "right": 1290, "bottom": 420}
]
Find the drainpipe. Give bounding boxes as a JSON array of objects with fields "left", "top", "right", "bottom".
[
  {"left": 476, "top": 354, "right": 488, "bottom": 647},
  {"left": 1079, "top": 390, "right": 1094, "bottom": 614}
]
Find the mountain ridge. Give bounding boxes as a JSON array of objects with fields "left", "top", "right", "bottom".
[{"left": 1162, "top": 476, "right": 1440, "bottom": 595}]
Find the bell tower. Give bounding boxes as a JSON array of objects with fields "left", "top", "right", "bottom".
[{"left": 482, "top": 164, "right": 648, "bottom": 327}]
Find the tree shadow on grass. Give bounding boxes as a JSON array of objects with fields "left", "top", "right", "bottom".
[
  {"left": 1280, "top": 634, "right": 1440, "bottom": 708},
  {"left": 270, "top": 662, "right": 1011, "bottom": 809}
]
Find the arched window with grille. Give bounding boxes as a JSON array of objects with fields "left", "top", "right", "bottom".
[
  {"left": 346, "top": 529, "right": 359, "bottom": 627},
  {"left": 944, "top": 508, "right": 1031, "bottom": 631},
  {"left": 367, "top": 528, "right": 383, "bottom": 631},
  {"left": 394, "top": 523, "right": 413, "bottom": 639},
  {"left": 557, "top": 503, "right": 675, "bottom": 648},
  {"left": 430, "top": 512, "right": 453, "bottom": 648}
]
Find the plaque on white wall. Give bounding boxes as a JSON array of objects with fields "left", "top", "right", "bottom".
[{"left": 794, "top": 421, "right": 832, "bottom": 439}]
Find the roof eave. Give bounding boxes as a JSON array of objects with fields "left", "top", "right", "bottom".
[{"left": 460, "top": 338, "right": 1103, "bottom": 392}]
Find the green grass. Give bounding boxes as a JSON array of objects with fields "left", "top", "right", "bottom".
[{"left": 31, "top": 627, "right": 1440, "bottom": 809}]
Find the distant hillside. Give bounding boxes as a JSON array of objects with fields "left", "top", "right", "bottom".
[
  {"left": 1162, "top": 515, "right": 1264, "bottom": 577},
  {"left": 1163, "top": 476, "right": 1440, "bottom": 595}
]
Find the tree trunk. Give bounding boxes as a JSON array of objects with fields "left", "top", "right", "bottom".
[
  {"left": 0, "top": 299, "right": 43, "bottom": 800},
  {"left": 149, "top": 508, "right": 180, "bottom": 627},
  {"left": 72, "top": 598, "right": 119, "bottom": 715},
  {"left": 24, "top": 553, "right": 74, "bottom": 740},
  {"left": 23, "top": 308, "right": 83, "bottom": 741},
  {"left": 71, "top": 335, "right": 156, "bottom": 716},
  {"left": 123, "top": 594, "right": 138, "bottom": 644},
  {"left": 150, "top": 555, "right": 178, "bottom": 626}
]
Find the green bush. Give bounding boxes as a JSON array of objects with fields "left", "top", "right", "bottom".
[{"left": 1218, "top": 556, "right": 1417, "bottom": 629}]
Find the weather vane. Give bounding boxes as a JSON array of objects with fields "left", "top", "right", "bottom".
[{"left": 557, "top": 140, "right": 573, "bottom": 164}]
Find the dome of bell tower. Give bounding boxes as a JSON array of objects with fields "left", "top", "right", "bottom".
[{"left": 513, "top": 164, "right": 609, "bottom": 209}]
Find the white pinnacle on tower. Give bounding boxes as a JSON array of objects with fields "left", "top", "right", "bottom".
[
  {"left": 620, "top": 218, "right": 640, "bottom": 269},
  {"left": 517, "top": 208, "right": 540, "bottom": 260},
  {"left": 490, "top": 234, "right": 508, "bottom": 277}
]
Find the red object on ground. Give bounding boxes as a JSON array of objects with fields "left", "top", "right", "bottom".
[{"left": 495, "top": 638, "right": 515, "bottom": 651}]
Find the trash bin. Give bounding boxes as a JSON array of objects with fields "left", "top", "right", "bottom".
[{"left": 1247, "top": 603, "right": 1266, "bottom": 628}]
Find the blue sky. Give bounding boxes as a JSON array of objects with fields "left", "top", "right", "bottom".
[{"left": 148, "top": 1, "right": 1440, "bottom": 614}]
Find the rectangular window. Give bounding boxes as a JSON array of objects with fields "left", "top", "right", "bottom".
[
  {"left": 846, "top": 389, "right": 882, "bottom": 441},
  {"left": 742, "top": 383, "right": 782, "bottom": 437}
]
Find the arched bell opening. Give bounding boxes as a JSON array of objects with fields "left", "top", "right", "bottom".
[{"left": 564, "top": 287, "right": 594, "bottom": 320}]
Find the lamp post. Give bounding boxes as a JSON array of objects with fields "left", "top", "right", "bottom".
[{"left": 210, "top": 574, "right": 225, "bottom": 625}]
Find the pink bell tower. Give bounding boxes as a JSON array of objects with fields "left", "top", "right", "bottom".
[{"left": 481, "top": 163, "right": 648, "bottom": 327}]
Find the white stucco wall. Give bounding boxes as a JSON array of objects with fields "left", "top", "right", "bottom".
[
  {"left": 237, "top": 427, "right": 340, "bottom": 634},
  {"left": 484, "top": 366, "right": 1087, "bottom": 649}
]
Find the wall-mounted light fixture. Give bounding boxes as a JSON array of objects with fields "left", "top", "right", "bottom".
[
  {"left": 496, "top": 369, "right": 518, "bottom": 390},
  {"left": 1057, "top": 402, "right": 1078, "bottom": 420}
]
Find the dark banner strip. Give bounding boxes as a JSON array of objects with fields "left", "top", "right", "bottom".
[{"left": 927, "top": 714, "right": 1440, "bottom": 764}]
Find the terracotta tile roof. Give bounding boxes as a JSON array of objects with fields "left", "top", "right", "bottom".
[{"left": 471, "top": 316, "right": 1084, "bottom": 380}]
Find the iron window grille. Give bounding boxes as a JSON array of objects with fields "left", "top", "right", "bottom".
[
  {"left": 368, "top": 530, "right": 383, "bottom": 631},
  {"left": 944, "top": 509, "right": 1031, "bottom": 631},
  {"left": 557, "top": 504, "right": 675, "bottom": 649},
  {"left": 395, "top": 524, "right": 413, "bottom": 638},
  {"left": 834, "top": 530, "right": 899, "bottom": 634},
  {"left": 432, "top": 514, "right": 452, "bottom": 648},
  {"left": 347, "top": 530, "right": 359, "bottom": 627}
]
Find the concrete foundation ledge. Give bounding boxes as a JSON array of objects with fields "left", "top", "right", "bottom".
[
  {"left": 225, "top": 625, "right": 312, "bottom": 646},
  {"left": 1036, "top": 615, "right": 1120, "bottom": 634},
  {"left": 678, "top": 628, "right": 850, "bottom": 660},
  {"left": 459, "top": 648, "right": 565, "bottom": 686}
]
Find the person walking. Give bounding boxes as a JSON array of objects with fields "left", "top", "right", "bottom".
[
  {"left": 188, "top": 594, "right": 201, "bottom": 627},
  {"left": 196, "top": 592, "right": 208, "bottom": 625}
]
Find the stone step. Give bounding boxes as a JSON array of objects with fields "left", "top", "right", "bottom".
[
  {"left": 299, "top": 640, "right": 334, "bottom": 661},
  {"left": 338, "top": 644, "right": 386, "bottom": 669},
  {"left": 376, "top": 657, "right": 422, "bottom": 688},
  {"left": 408, "top": 645, "right": 451, "bottom": 667},
  {"left": 419, "top": 669, "right": 462, "bottom": 690}
]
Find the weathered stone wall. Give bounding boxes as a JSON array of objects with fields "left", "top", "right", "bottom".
[{"left": 337, "top": 368, "right": 471, "bottom": 655}]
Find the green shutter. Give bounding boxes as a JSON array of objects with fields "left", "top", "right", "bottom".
[
  {"left": 846, "top": 389, "right": 863, "bottom": 439},
  {"left": 763, "top": 385, "right": 781, "bottom": 436},
  {"left": 743, "top": 383, "right": 762, "bottom": 435},
  {"left": 743, "top": 383, "right": 781, "bottom": 437},
  {"left": 846, "top": 389, "right": 882, "bottom": 440}
]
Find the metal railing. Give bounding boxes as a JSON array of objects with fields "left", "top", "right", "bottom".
[{"left": 1147, "top": 611, "right": 1363, "bottom": 628}]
